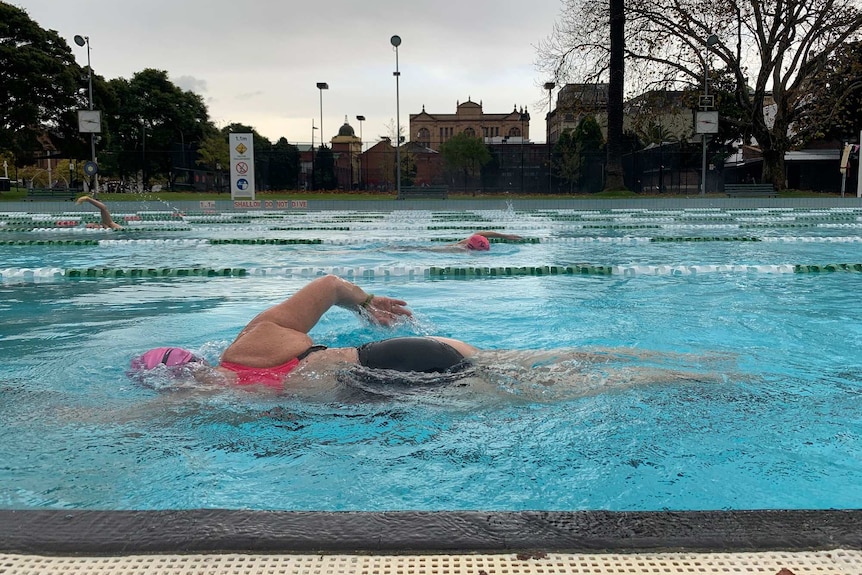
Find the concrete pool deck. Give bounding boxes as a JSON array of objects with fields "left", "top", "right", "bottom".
[{"left": 0, "top": 509, "right": 860, "bottom": 573}]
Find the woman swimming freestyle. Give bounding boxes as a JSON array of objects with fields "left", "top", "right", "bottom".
[{"left": 131, "top": 275, "right": 477, "bottom": 386}]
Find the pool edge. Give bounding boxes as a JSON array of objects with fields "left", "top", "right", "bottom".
[{"left": 1, "top": 509, "right": 859, "bottom": 555}]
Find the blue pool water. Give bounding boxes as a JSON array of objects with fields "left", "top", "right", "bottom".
[{"left": 1, "top": 205, "right": 861, "bottom": 512}]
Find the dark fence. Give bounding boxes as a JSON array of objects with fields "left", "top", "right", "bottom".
[{"left": 70, "top": 141, "right": 845, "bottom": 195}]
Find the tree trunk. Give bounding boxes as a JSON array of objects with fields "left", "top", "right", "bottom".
[
  {"left": 750, "top": 107, "right": 790, "bottom": 190},
  {"left": 761, "top": 148, "right": 786, "bottom": 189},
  {"left": 605, "top": 0, "right": 627, "bottom": 191}
]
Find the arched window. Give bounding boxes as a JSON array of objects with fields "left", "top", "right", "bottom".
[
  {"left": 417, "top": 128, "right": 430, "bottom": 145},
  {"left": 508, "top": 127, "right": 521, "bottom": 137},
  {"left": 463, "top": 127, "right": 475, "bottom": 137}
]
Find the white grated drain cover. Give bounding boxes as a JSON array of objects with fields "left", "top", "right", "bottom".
[{"left": 1, "top": 550, "right": 860, "bottom": 575}]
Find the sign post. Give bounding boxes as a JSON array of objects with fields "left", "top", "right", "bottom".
[{"left": 229, "top": 133, "right": 255, "bottom": 200}]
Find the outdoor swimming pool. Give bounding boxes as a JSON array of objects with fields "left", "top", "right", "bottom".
[{"left": 1, "top": 203, "right": 861, "bottom": 514}]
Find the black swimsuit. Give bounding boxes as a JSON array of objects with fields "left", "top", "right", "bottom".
[{"left": 356, "top": 337, "right": 467, "bottom": 373}]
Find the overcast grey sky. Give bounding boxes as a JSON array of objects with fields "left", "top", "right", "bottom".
[{"left": 18, "top": 0, "right": 563, "bottom": 145}]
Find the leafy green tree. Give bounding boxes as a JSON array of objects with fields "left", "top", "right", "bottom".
[
  {"left": 554, "top": 130, "right": 582, "bottom": 193},
  {"left": 0, "top": 2, "right": 81, "bottom": 158},
  {"left": 268, "top": 137, "right": 300, "bottom": 190},
  {"left": 314, "top": 146, "right": 337, "bottom": 190},
  {"left": 196, "top": 127, "right": 229, "bottom": 172},
  {"left": 554, "top": 116, "right": 605, "bottom": 193},
  {"left": 794, "top": 40, "right": 862, "bottom": 145},
  {"left": 439, "top": 132, "right": 492, "bottom": 190},
  {"left": 103, "top": 69, "right": 211, "bottom": 188}
]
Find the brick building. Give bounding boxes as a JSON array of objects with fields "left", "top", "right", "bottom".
[
  {"left": 330, "top": 117, "right": 362, "bottom": 190},
  {"left": 409, "top": 99, "right": 531, "bottom": 151}
]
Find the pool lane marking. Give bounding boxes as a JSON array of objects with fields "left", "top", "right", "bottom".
[
  {"left": 3, "top": 236, "right": 862, "bottom": 247},
  {"left": 3, "top": 263, "right": 862, "bottom": 281}
]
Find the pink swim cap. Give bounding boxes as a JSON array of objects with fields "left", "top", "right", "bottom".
[
  {"left": 129, "top": 347, "right": 203, "bottom": 371},
  {"left": 465, "top": 234, "right": 490, "bottom": 251}
]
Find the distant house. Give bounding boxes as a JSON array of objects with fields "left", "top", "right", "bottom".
[
  {"left": 361, "top": 138, "right": 396, "bottom": 191},
  {"left": 547, "top": 83, "right": 609, "bottom": 143}
]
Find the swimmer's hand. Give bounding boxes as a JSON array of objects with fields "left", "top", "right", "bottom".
[
  {"left": 363, "top": 295, "right": 412, "bottom": 327},
  {"left": 76, "top": 195, "right": 92, "bottom": 205}
]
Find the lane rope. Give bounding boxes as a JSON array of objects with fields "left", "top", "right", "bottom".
[
  {"left": 3, "top": 236, "right": 862, "bottom": 247},
  {"left": 3, "top": 263, "right": 862, "bottom": 282}
]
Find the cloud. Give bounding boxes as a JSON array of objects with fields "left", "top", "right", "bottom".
[
  {"left": 173, "top": 75, "right": 208, "bottom": 94},
  {"left": 235, "top": 90, "right": 265, "bottom": 100}
]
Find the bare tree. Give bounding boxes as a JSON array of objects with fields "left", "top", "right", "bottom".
[
  {"left": 606, "top": 0, "right": 626, "bottom": 190},
  {"left": 539, "top": 0, "right": 862, "bottom": 189}
]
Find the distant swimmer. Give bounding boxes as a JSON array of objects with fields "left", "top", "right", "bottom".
[
  {"left": 76, "top": 195, "right": 123, "bottom": 230},
  {"left": 445, "top": 231, "right": 523, "bottom": 252}
]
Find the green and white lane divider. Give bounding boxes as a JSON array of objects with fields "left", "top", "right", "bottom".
[
  {"left": 4, "top": 263, "right": 862, "bottom": 282},
  {"left": 3, "top": 236, "right": 862, "bottom": 247}
]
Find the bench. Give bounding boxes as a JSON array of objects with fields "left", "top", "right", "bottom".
[
  {"left": 397, "top": 185, "right": 448, "bottom": 200},
  {"left": 724, "top": 183, "right": 778, "bottom": 197},
  {"left": 26, "top": 188, "right": 77, "bottom": 201}
]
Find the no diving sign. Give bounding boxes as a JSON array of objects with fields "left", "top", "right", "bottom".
[{"left": 229, "top": 133, "right": 255, "bottom": 200}]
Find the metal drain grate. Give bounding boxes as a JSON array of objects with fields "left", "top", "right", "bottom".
[{"left": 1, "top": 550, "right": 860, "bottom": 575}]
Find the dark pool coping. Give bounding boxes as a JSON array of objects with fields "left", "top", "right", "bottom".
[{"left": 0, "top": 509, "right": 859, "bottom": 555}]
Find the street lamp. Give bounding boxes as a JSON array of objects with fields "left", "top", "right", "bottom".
[
  {"left": 74, "top": 34, "right": 99, "bottom": 194},
  {"left": 316, "top": 83, "right": 327, "bottom": 190},
  {"left": 519, "top": 111, "right": 529, "bottom": 194},
  {"left": 311, "top": 119, "right": 318, "bottom": 190},
  {"left": 140, "top": 120, "right": 147, "bottom": 192},
  {"left": 356, "top": 115, "right": 365, "bottom": 189},
  {"left": 699, "top": 34, "right": 720, "bottom": 195},
  {"left": 391, "top": 34, "right": 402, "bottom": 197},
  {"left": 544, "top": 81, "right": 556, "bottom": 194},
  {"left": 316, "top": 83, "right": 328, "bottom": 143}
]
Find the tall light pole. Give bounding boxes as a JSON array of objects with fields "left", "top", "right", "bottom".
[
  {"left": 316, "top": 83, "right": 328, "bottom": 190},
  {"left": 699, "top": 34, "right": 719, "bottom": 195},
  {"left": 544, "top": 81, "right": 556, "bottom": 194},
  {"left": 356, "top": 115, "right": 365, "bottom": 190},
  {"left": 74, "top": 34, "right": 99, "bottom": 194},
  {"left": 311, "top": 119, "right": 318, "bottom": 190},
  {"left": 316, "top": 82, "right": 328, "bottom": 147},
  {"left": 391, "top": 35, "right": 402, "bottom": 197}
]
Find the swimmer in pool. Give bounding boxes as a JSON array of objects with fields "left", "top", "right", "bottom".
[
  {"left": 130, "top": 275, "right": 477, "bottom": 387},
  {"left": 76, "top": 195, "right": 123, "bottom": 230},
  {"left": 444, "top": 231, "right": 523, "bottom": 252}
]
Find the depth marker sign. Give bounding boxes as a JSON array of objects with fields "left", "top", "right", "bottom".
[{"left": 229, "top": 133, "right": 255, "bottom": 200}]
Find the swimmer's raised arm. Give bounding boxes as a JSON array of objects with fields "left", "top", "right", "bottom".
[
  {"left": 473, "top": 230, "right": 523, "bottom": 240},
  {"left": 76, "top": 195, "right": 122, "bottom": 230},
  {"left": 242, "top": 274, "right": 411, "bottom": 335}
]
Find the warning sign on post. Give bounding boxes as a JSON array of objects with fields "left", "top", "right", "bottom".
[{"left": 229, "top": 133, "right": 255, "bottom": 200}]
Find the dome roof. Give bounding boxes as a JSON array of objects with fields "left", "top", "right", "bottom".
[{"left": 338, "top": 122, "right": 355, "bottom": 137}]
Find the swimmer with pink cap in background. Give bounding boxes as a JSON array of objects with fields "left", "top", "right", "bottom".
[{"left": 448, "top": 231, "right": 523, "bottom": 251}]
